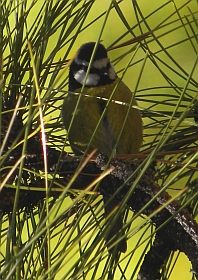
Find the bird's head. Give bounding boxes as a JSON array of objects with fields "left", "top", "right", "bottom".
[{"left": 69, "top": 42, "right": 116, "bottom": 91}]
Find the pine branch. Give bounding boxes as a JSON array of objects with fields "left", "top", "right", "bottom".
[{"left": 1, "top": 125, "right": 197, "bottom": 279}]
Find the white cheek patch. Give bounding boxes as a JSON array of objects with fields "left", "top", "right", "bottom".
[
  {"left": 74, "top": 69, "right": 100, "bottom": 86},
  {"left": 109, "top": 63, "right": 116, "bottom": 80},
  {"left": 92, "top": 58, "right": 110, "bottom": 69}
]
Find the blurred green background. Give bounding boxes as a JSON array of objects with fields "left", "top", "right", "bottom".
[{"left": 1, "top": 0, "right": 197, "bottom": 279}]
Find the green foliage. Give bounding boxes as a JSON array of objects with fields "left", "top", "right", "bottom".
[{"left": 0, "top": 0, "right": 197, "bottom": 279}]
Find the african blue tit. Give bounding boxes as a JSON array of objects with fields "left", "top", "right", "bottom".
[{"left": 62, "top": 42, "right": 142, "bottom": 253}]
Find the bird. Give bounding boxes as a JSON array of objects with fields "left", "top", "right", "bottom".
[{"left": 62, "top": 42, "right": 142, "bottom": 253}]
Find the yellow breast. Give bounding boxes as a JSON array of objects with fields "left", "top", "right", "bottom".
[{"left": 62, "top": 77, "right": 142, "bottom": 155}]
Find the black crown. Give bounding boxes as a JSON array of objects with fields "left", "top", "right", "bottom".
[{"left": 77, "top": 42, "right": 108, "bottom": 62}]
